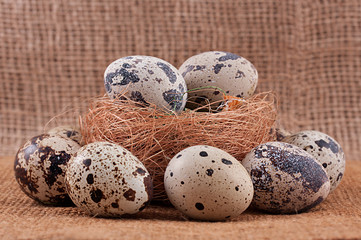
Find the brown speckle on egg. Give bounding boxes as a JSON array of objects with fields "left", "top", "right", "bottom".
[
  {"left": 14, "top": 134, "right": 80, "bottom": 205},
  {"left": 65, "top": 142, "right": 153, "bottom": 217}
]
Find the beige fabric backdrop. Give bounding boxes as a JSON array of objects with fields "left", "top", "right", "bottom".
[{"left": 0, "top": 0, "right": 360, "bottom": 160}]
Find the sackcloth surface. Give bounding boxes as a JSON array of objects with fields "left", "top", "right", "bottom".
[
  {"left": 1, "top": 156, "right": 361, "bottom": 239},
  {"left": 0, "top": 0, "right": 361, "bottom": 239}
]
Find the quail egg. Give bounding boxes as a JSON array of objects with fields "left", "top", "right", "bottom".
[
  {"left": 282, "top": 130, "right": 345, "bottom": 192},
  {"left": 242, "top": 142, "right": 330, "bottom": 214},
  {"left": 65, "top": 142, "right": 153, "bottom": 217},
  {"left": 179, "top": 51, "right": 258, "bottom": 109},
  {"left": 48, "top": 125, "right": 83, "bottom": 145},
  {"left": 14, "top": 134, "right": 81, "bottom": 205},
  {"left": 104, "top": 55, "right": 188, "bottom": 113},
  {"left": 164, "top": 145, "right": 253, "bottom": 221}
]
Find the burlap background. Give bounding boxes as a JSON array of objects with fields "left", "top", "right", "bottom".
[
  {"left": 1, "top": 0, "right": 360, "bottom": 160},
  {"left": 1, "top": 1, "right": 361, "bottom": 239}
]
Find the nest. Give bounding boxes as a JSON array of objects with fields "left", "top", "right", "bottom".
[{"left": 80, "top": 92, "right": 278, "bottom": 201}]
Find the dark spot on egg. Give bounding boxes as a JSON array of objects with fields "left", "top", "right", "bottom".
[
  {"left": 86, "top": 174, "right": 94, "bottom": 184},
  {"left": 14, "top": 163, "right": 39, "bottom": 194},
  {"left": 336, "top": 172, "right": 343, "bottom": 181},
  {"left": 122, "top": 63, "right": 131, "bottom": 68},
  {"left": 162, "top": 89, "right": 183, "bottom": 111},
  {"left": 130, "top": 91, "right": 149, "bottom": 106},
  {"left": 218, "top": 52, "right": 241, "bottom": 61},
  {"left": 181, "top": 65, "right": 194, "bottom": 77},
  {"left": 199, "top": 151, "right": 208, "bottom": 157},
  {"left": 123, "top": 188, "right": 136, "bottom": 201},
  {"left": 83, "top": 159, "right": 91, "bottom": 167},
  {"left": 235, "top": 70, "right": 245, "bottom": 78},
  {"left": 214, "top": 63, "right": 225, "bottom": 74},
  {"left": 39, "top": 148, "right": 71, "bottom": 187},
  {"left": 194, "top": 65, "right": 206, "bottom": 71},
  {"left": 134, "top": 168, "right": 146, "bottom": 176},
  {"left": 213, "top": 90, "right": 220, "bottom": 95},
  {"left": 195, "top": 202, "right": 204, "bottom": 210},
  {"left": 105, "top": 67, "right": 140, "bottom": 89},
  {"left": 157, "top": 62, "right": 177, "bottom": 83},
  {"left": 111, "top": 202, "right": 119, "bottom": 208},
  {"left": 221, "top": 158, "right": 232, "bottom": 165},
  {"left": 65, "top": 130, "right": 77, "bottom": 138},
  {"left": 176, "top": 154, "right": 182, "bottom": 158},
  {"left": 315, "top": 138, "right": 339, "bottom": 154},
  {"left": 254, "top": 144, "right": 329, "bottom": 192},
  {"left": 322, "top": 163, "right": 327, "bottom": 168},
  {"left": 206, "top": 169, "right": 214, "bottom": 176},
  {"left": 170, "top": 172, "right": 173, "bottom": 177},
  {"left": 178, "top": 83, "right": 185, "bottom": 93},
  {"left": 90, "top": 189, "right": 104, "bottom": 203},
  {"left": 143, "top": 175, "right": 153, "bottom": 201}
]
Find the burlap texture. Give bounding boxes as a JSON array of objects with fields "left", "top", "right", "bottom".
[
  {"left": 1, "top": 156, "right": 360, "bottom": 239},
  {"left": 0, "top": 0, "right": 360, "bottom": 160},
  {"left": 1, "top": 1, "right": 361, "bottom": 238}
]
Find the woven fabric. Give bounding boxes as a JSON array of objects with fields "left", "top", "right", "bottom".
[
  {"left": 1, "top": 156, "right": 361, "bottom": 239},
  {"left": 0, "top": 0, "right": 360, "bottom": 159}
]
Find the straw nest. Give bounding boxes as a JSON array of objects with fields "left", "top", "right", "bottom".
[{"left": 80, "top": 92, "right": 278, "bottom": 201}]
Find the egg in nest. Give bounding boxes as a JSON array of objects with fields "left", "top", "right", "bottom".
[
  {"left": 104, "top": 56, "right": 187, "bottom": 113},
  {"left": 179, "top": 51, "right": 258, "bottom": 109}
]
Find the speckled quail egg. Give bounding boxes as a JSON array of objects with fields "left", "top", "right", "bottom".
[
  {"left": 14, "top": 134, "right": 81, "bottom": 205},
  {"left": 104, "top": 55, "right": 188, "bottom": 113},
  {"left": 179, "top": 51, "right": 258, "bottom": 109},
  {"left": 242, "top": 142, "right": 330, "bottom": 214},
  {"left": 164, "top": 145, "right": 253, "bottom": 221},
  {"left": 48, "top": 125, "right": 83, "bottom": 146},
  {"left": 282, "top": 130, "right": 345, "bottom": 192},
  {"left": 65, "top": 142, "right": 153, "bottom": 217}
]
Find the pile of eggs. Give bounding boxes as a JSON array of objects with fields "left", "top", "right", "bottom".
[{"left": 14, "top": 51, "right": 345, "bottom": 221}]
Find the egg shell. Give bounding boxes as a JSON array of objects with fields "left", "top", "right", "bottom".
[
  {"left": 164, "top": 145, "right": 254, "bottom": 221},
  {"left": 179, "top": 51, "right": 258, "bottom": 109},
  {"left": 282, "top": 130, "right": 345, "bottom": 192},
  {"left": 14, "top": 134, "right": 81, "bottom": 205},
  {"left": 104, "top": 55, "right": 188, "bottom": 113},
  {"left": 48, "top": 125, "right": 83, "bottom": 146},
  {"left": 242, "top": 142, "right": 330, "bottom": 214},
  {"left": 65, "top": 142, "right": 153, "bottom": 217}
]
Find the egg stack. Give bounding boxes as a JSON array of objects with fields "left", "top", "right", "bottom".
[{"left": 14, "top": 51, "right": 345, "bottom": 221}]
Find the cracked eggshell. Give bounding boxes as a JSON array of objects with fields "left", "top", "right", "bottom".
[
  {"left": 65, "top": 142, "right": 153, "bottom": 217},
  {"left": 164, "top": 145, "right": 253, "bottom": 221},
  {"left": 242, "top": 142, "right": 330, "bottom": 214},
  {"left": 179, "top": 51, "right": 258, "bottom": 109},
  {"left": 14, "top": 134, "right": 81, "bottom": 205},
  {"left": 104, "top": 56, "right": 188, "bottom": 113},
  {"left": 48, "top": 125, "right": 84, "bottom": 146},
  {"left": 282, "top": 130, "right": 345, "bottom": 192}
]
